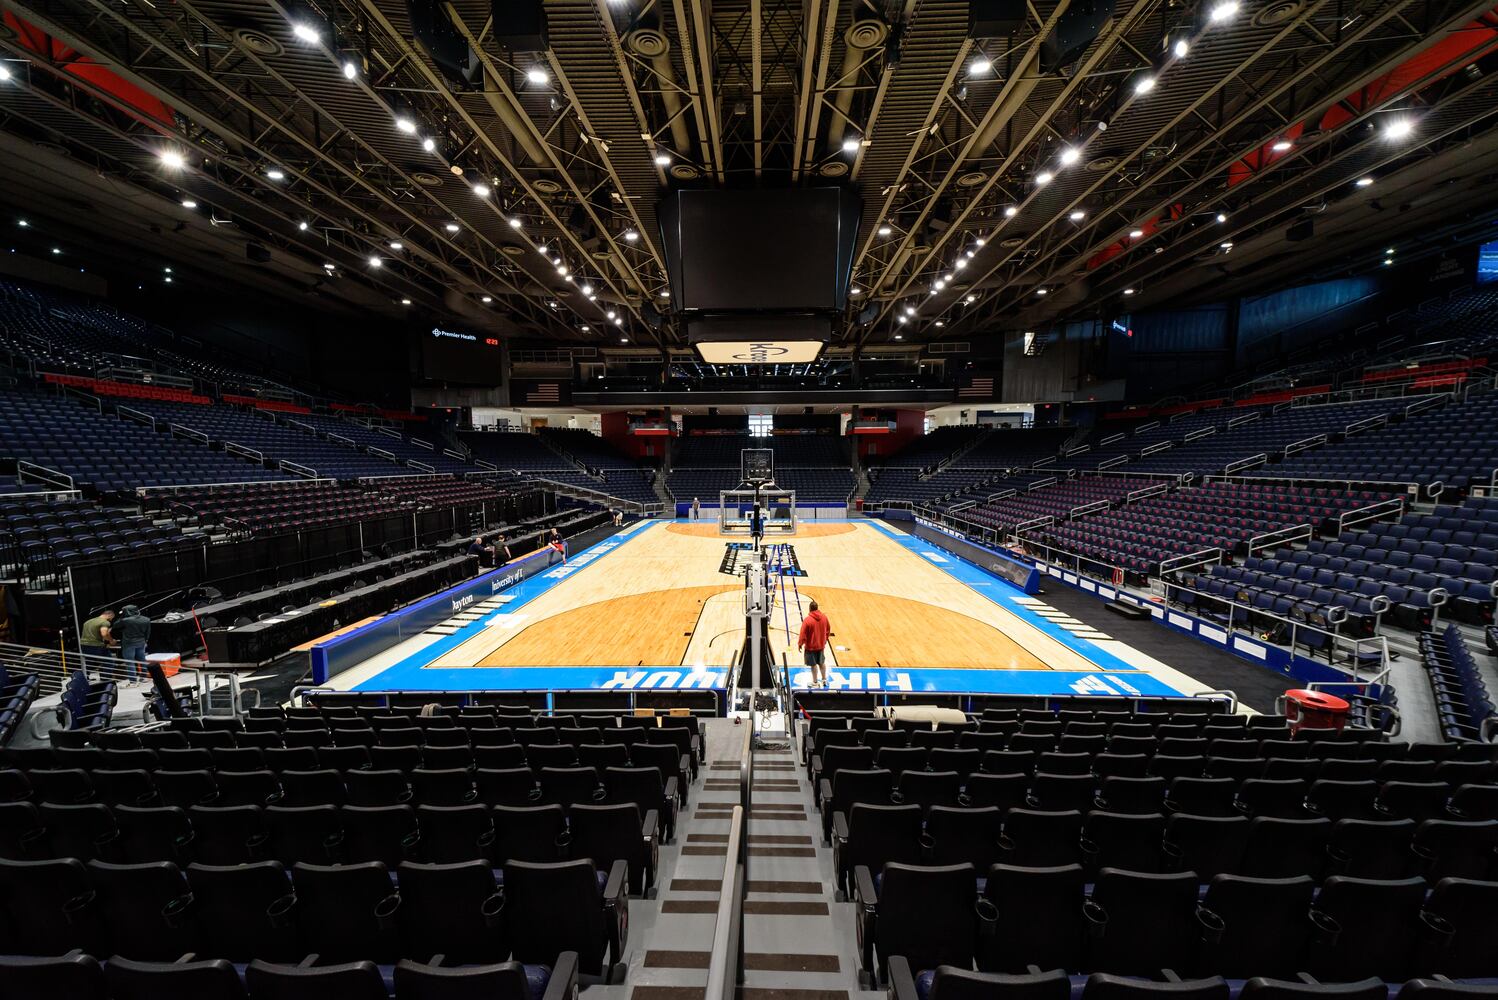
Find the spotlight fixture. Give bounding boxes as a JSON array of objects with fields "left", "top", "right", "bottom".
[
  {"left": 1383, "top": 258, "right": 1393, "bottom": 266},
  {"left": 1129, "top": 229, "right": 1144, "bottom": 238},
  {"left": 291, "top": 22, "right": 321, "bottom": 43},
  {"left": 389, "top": 241, "right": 403, "bottom": 250},
  {"left": 160, "top": 149, "right": 187, "bottom": 170},
  {"left": 395, "top": 117, "right": 417, "bottom": 134},
  {"left": 965, "top": 295, "right": 976, "bottom": 304},
  {"left": 1004, "top": 206, "right": 1018, "bottom": 217},
  {"left": 969, "top": 58, "right": 992, "bottom": 75},
  {"left": 1173, "top": 38, "right": 1190, "bottom": 58},
  {"left": 606, "top": 310, "right": 617, "bottom": 320},
  {"left": 1383, "top": 117, "right": 1414, "bottom": 140},
  {"left": 623, "top": 230, "right": 639, "bottom": 242},
  {"left": 1271, "top": 140, "right": 1293, "bottom": 152},
  {"left": 841, "top": 135, "right": 861, "bottom": 153},
  {"left": 1208, "top": 0, "right": 1239, "bottom": 22},
  {"left": 659, "top": 290, "right": 670, "bottom": 299},
  {"left": 974, "top": 237, "right": 986, "bottom": 246},
  {"left": 445, "top": 223, "right": 461, "bottom": 233},
  {"left": 508, "top": 217, "right": 523, "bottom": 229},
  {"left": 342, "top": 60, "right": 358, "bottom": 80},
  {"left": 164, "top": 277, "right": 172, "bottom": 283},
  {"left": 0, "top": 64, "right": 11, "bottom": 82},
  {"left": 266, "top": 168, "right": 286, "bottom": 180},
  {"left": 401, "top": 298, "right": 412, "bottom": 305},
  {"left": 1069, "top": 210, "right": 1085, "bottom": 221},
  {"left": 1035, "top": 171, "right": 1054, "bottom": 185},
  {"left": 955, "top": 258, "right": 968, "bottom": 269},
  {"left": 1216, "top": 212, "right": 1227, "bottom": 223},
  {"left": 580, "top": 283, "right": 594, "bottom": 296},
  {"left": 1355, "top": 176, "right": 1374, "bottom": 187},
  {"left": 299, "top": 221, "right": 309, "bottom": 231},
  {"left": 1035, "top": 287, "right": 1047, "bottom": 295},
  {"left": 16, "top": 219, "right": 27, "bottom": 227},
  {"left": 934, "top": 321, "right": 945, "bottom": 328},
  {"left": 473, "top": 183, "right": 491, "bottom": 197},
  {"left": 323, "top": 263, "right": 336, "bottom": 271},
  {"left": 1123, "top": 288, "right": 1135, "bottom": 295},
  {"left": 1059, "top": 147, "right": 1080, "bottom": 166},
  {"left": 1219, "top": 241, "right": 1233, "bottom": 249},
  {"left": 482, "top": 295, "right": 493, "bottom": 303},
  {"left": 897, "top": 315, "right": 908, "bottom": 324},
  {"left": 878, "top": 225, "right": 893, "bottom": 236},
  {"left": 653, "top": 153, "right": 671, "bottom": 167},
  {"left": 50, "top": 247, "right": 61, "bottom": 254},
  {"left": 620, "top": 337, "right": 629, "bottom": 343},
  {"left": 368, "top": 256, "right": 382, "bottom": 268},
  {"left": 526, "top": 66, "right": 550, "bottom": 85},
  {"left": 422, "top": 137, "right": 436, "bottom": 152},
  {"left": 850, "top": 286, "right": 862, "bottom": 296},
  {"left": 1134, "top": 75, "right": 1156, "bottom": 94},
  {"left": 181, "top": 199, "right": 198, "bottom": 209}
]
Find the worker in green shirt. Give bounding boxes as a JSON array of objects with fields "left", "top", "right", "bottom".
[{"left": 80, "top": 609, "right": 117, "bottom": 660}]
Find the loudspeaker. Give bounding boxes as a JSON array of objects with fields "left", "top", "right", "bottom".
[
  {"left": 969, "top": 0, "right": 1027, "bottom": 37},
  {"left": 1287, "top": 218, "right": 1315, "bottom": 242},
  {"left": 493, "top": 0, "right": 548, "bottom": 51},
  {"left": 1040, "top": 0, "right": 1115, "bottom": 73},
  {"left": 246, "top": 243, "right": 271, "bottom": 263},
  {"left": 406, "top": 0, "right": 482, "bottom": 89}
]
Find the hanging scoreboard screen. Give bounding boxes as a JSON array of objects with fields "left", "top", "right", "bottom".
[{"left": 741, "top": 448, "right": 774, "bottom": 483}]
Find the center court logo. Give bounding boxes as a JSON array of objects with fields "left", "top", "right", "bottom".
[{"left": 729, "top": 343, "right": 790, "bottom": 363}]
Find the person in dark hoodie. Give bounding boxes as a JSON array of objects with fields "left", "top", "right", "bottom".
[
  {"left": 115, "top": 604, "right": 152, "bottom": 682},
  {"left": 797, "top": 600, "right": 831, "bottom": 688}
]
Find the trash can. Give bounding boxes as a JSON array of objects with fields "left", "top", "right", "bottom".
[{"left": 1283, "top": 688, "right": 1350, "bottom": 735}]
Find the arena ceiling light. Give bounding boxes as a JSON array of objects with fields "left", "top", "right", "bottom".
[
  {"left": 181, "top": 199, "right": 197, "bottom": 209},
  {"left": 395, "top": 117, "right": 417, "bottom": 134},
  {"left": 954, "top": 257, "right": 969, "bottom": 269},
  {"left": 1123, "top": 288, "right": 1135, "bottom": 295},
  {"left": 1069, "top": 210, "right": 1086, "bottom": 221},
  {"left": 368, "top": 256, "right": 382, "bottom": 268},
  {"left": 1208, "top": 0, "right": 1239, "bottom": 22},
  {"left": 159, "top": 149, "right": 186, "bottom": 170},
  {"left": 401, "top": 297, "right": 412, "bottom": 305},
  {"left": 291, "top": 22, "right": 321, "bottom": 43},
  {"left": 878, "top": 225, "right": 893, "bottom": 236},
  {"left": 1129, "top": 228, "right": 1144, "bottom": 238},
  {"left": 526, "top": 66, "right": 550, "bottom": 85},
  {"left": 342, "top": 59, "right": 359, "bottom": 80},
  {"left": 445, "top": 223, "right": 461, "bottom": 233},
  {"left": 623, "top": 230, "right": 639, "bottom": 242},
  {"left": 266, "top": 168, "right": 286, "bottom": 181},
  {"left": 508, "top": 217, "right": 523, "bottom": 229},
  {"left": 1134, "top": 75, "right": 1156, "bottom": 95},
  {"left": 0, "top": 64, "right": 12, "bottom": 83},
  {"left": 482, "top": 295, "right": 493, "bottom": 303},
  {"left": 965, "top": 295, "right": 976, "bottom": 304},
  {"left": 1271, "top": 140, "right": 1293, "bottom": 152},
  {"left": 472, "top": 183, "right": 491, "bottom": 198},
  {"left": 974, "top": 237, "right": 986, "bottom": 247},
  {"left": 421, "top": 138, "right": 436, "bottom": 152},
  {"left": 1356, "top": 176, "right": 1375, "bottom": 187},
  {"left": 388, "top": 241, "right": 403, "bottom": 250},
  {"left": 1216, "top": 212, "right": 1228, "bottom": 223},
  {"left": 1035, "top": 171, "right": 1054, "bottom": 186},
  {"left": 653, "top": 153, "right": 671, "bottom": 167},
  {"left": 1035, "top": 287, "right": 1047, "bottom": 295},
  {"left": 1173, "top": 37, "right": 1190, "bottom": 58},
  {"left": 298, "top": 221, "right": 309, "bottom": 231},
  {"left": 1004, "top": 206, "right": 1018, "bottom": 217},
  {"left": 969, "top": 57, "right": 992, "bottom": 75},
  {"left": 1059, "top": 147, "right": 1081, "bottom": 166},
  {"left": 850, "top": 286, "right": 862, "bottom": 296},
  {"left": 1384, "top": 117, "right": 1414, "bottom": 140},
  {"left": 841, "top": 135, "right": 861, "bottom": 154}
]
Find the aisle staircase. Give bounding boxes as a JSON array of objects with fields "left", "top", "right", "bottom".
[{"left": 622, "top": 720, "right": 878, "bottom": 1000}]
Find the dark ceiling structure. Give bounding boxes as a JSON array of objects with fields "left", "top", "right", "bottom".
[{"left": 3, "top": 0, "right": 1498, "bottom": 351}]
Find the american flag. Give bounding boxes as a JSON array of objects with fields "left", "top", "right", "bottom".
[
  {"left": 525, "top": 383, "right": 562, "bottom": 403},
  {"left": 958, "top": 376, "right": 995, "bottom": 398}
]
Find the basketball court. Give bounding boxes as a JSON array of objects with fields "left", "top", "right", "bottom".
[{"left": 320, "top": 516, "right": 1215, "bottom": 700}]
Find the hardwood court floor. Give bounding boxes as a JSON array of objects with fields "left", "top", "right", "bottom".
[{"left": 430, "top": 520, "right": 1102, "bottom": 672}]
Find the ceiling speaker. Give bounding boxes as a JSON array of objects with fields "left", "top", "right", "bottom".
[
  {"left": 406, "top": 0, "right": 482, "bottom": 89},
  {"left": 1040, "top": 0, "right": 1115, "bottom": 73},
  {"left": 493, "top": 0, "right": 547, "bottom": 52}
]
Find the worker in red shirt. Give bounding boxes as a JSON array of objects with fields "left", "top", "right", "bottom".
[{"left": 797, "top": 601, "right": 831, "bottom": 688}]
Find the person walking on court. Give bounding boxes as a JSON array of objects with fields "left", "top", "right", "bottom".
[
  {"left": 691, "top": 497, "right": 701, "bottom": 521},
  {"left": 115, "top": 604, "right": 152, "bottom": 683},
  {"left": 798, "top": 601, "right": 831, "bottom": 688},
  {"left": 80, "top": 608, "right": 116, "bottom": 660}
]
